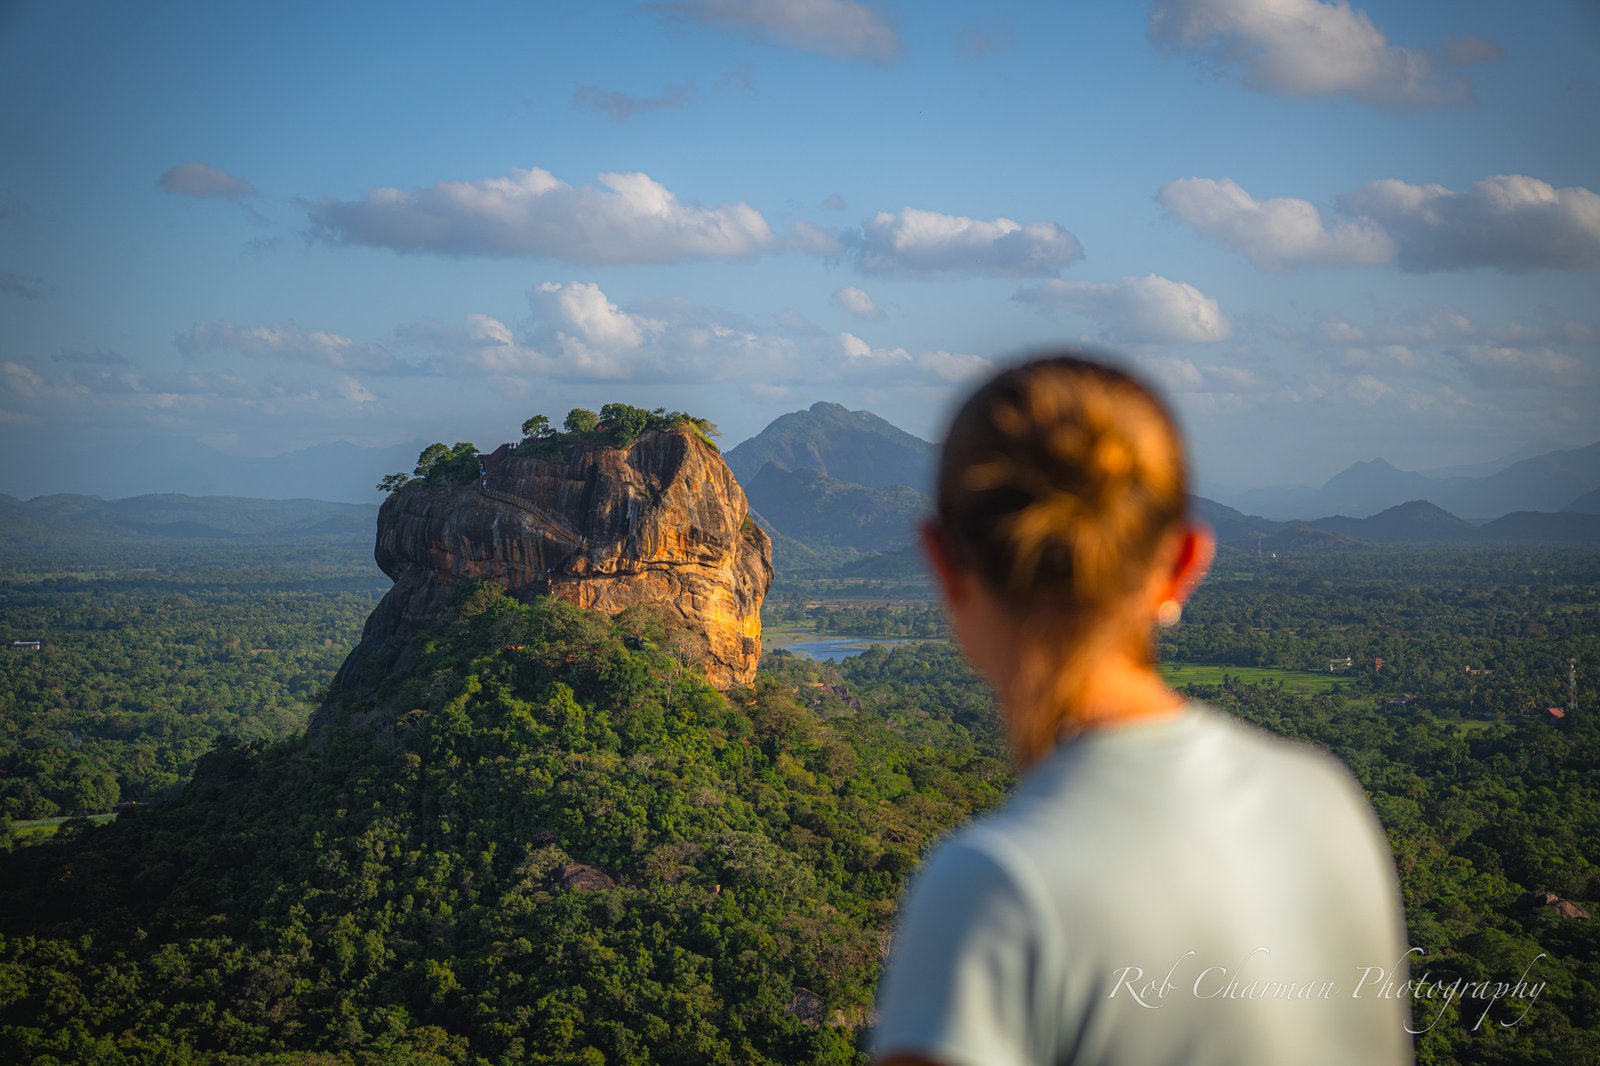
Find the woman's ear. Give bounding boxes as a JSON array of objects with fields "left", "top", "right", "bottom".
[{"left": 1166, "top": 522, "right": 1215, "bottom": 606}]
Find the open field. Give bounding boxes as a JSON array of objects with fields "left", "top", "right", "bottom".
[
  {"left": 12, "top": 813, "right": 118, "bottom": 842},
  {"left": 1157, "top": 662, "right": 1353, "bottom": 695}
]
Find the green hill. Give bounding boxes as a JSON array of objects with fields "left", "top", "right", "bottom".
[
  {"left": 726, "top": 404, "right": 934, "bottom": 492},
  {"left": 0, "top": 586, "right": 1003, "bottom": 1063},
  {"left": 746, "top": 465, "right": 928, "bottom": 555}
]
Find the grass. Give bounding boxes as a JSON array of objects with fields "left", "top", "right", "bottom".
[
  {"left": 12, "top": 813, "right": 119, "bottom": 841},
  {"left": 1157, "top": 662, "right": 1352, "bottom": 695}
]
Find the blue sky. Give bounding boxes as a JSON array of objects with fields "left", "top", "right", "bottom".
[{"left": 2, "top": 0, "right": 1597, "bottom": 498}]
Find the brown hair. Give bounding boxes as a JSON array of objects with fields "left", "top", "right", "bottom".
[{"left": 934, "top": 351, "right": 1189, "bottom": 762}]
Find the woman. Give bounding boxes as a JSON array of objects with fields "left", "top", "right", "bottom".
[{"left": 873, "top": 353, "right": 1412, "bottom": 1066}]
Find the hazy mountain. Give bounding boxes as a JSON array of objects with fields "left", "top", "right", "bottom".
[
  {"left": 745, "top": 463, "right": 928, "bottom": 555},
  {"left": 0, "top": 493, "right": 377, "bottom": 540},
  {"left": 1225, "top": 441, "right": 1600, "bottom": 521},
  {"left": 1262, "top": 524, "right": 1363, "bottom": 552},
  {"left": 1477, "top": 510, "right": 1600, "bottom": 544},
  {"left": 1420, "top": 439, "right": 1562, "bottom": 479},
  {"left": 3, "top": 436, "right": 427, "bottom": 504},
  {"left": 1563, "top": 486, "right": 1600, "bottom": 514},
  {"left": 1454, "top": 441, "right": 1600, "bottom": 518},
  {"left": 725, "top": 401, "right": 935, "bottom": 491},
  {"left": 1317, "top": 460, "right": 1442, "bottom": 516},
  {"left": 1189, "top": 496, "right": 1287, "bottom": 547},
  {"left": 1312, "top": 500, "right": 1478, "bottom": 543}
]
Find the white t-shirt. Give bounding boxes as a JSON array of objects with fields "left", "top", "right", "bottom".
[{"left": 873, "top": 702, "right": 1413, "bottom": 1066}]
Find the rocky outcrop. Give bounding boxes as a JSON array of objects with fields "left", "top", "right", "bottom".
[
  {"left": 328, "top": 426, "right": 771, "bottom": 702},
  {"left": 1516, "top": 891, "right": 1592, "bottom": 919}
]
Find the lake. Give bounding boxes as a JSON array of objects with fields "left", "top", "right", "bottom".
[{"left": 768, "top": 635, "right": 920, "bottom": 662}]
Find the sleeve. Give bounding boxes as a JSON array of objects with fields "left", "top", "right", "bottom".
[{"left": 872, "top": 834, "right": 1054, "bottom": 1066}]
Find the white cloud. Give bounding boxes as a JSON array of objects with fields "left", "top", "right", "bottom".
[
  {"left": 837, "top": 333, "right": 991, "bottom": 383},
  {"left": 1338, "top": 175, "right": 1600, "bottom": 272},
  {"left": 655, "top": 0, "right": 899, "bottom": 62},
  {"left": 304, "top": 166, "right": 774, "bottom": 264},
  {"left": 1452, "top": 345, "right": 1587, "bottom": 389},
  {"left": 573, "top": 82, "right": 694, "bottom": 121},
  {"left": 1159, "top": 177, "right": 1394, "bottom": 270},
  {"left": 1148, "top": 0, "right": 1483, "bottom": 109},
  {"left": 832, "top": 286, "right": 884, "bottom": 320},
  {"left": 176, "top": 321, "right": 426, "bottom": 374},
  {"left": 1348, "top": 375, "right": 1393, "bottom": 403},
  {"left": 1161, "top": 174, "right": 1600, "bottom": 273},
  {"left": 159, "top": 162, "right": 258, "bottom": 201},
  {"left": 335, "top": 375, "right": 378, "bottom": 406},
  {"left": 1340, "top": 344, "right": 1422, "bottom": 370},
  {"left": 414, "top": 282, "right": 797, "bottom": 384},
  {"left": 1015, "top": 275, "right": 1232, "bottom": 344},
  {"left": 853, "top": 207, "right": 1082, "bottom": 277},
  {"left": 916, "top": 349, "right": 992, "bottom": 383}
]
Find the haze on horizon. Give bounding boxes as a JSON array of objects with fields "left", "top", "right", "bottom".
[{"left": 1, "top": 0, "right": 1597, "bottom": 500}]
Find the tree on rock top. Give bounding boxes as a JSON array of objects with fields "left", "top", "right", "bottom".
[
  {"left": 563, "top": 408, "right": 600, "bottom": 434},
  {"left": 600, "top": 403, "right": 651, "bottom": 445}
]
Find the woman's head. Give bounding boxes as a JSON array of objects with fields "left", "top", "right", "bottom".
[{"left": 925, "top": 351, "right": 1208, "bottom": 761}]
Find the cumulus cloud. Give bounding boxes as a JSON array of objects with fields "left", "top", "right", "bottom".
[
  {"left": 1015, "top": 275, "right": 1232, "bottom": 344},
  {"left": 176, "top": 321, "right": 427, "bottom": 374},
  {"left": 1158, "top": 177, "right": 1394, "bottom": 270},
  {"left": 852, "top": 207, "right": 1082, "bottom": 277},
  {"left": 822, "top": 193, "right": 848, "bottom": 211},
  {"left": 159, "top": 162, "right": 258, "bottom": 201},
  {"left": 304, "top": 166, "right": 774, "bottom": 264},
  {"left": 1162, "top": 174, "right": 1600, "bottom": 273},
  {"left": 407, "top": 280, "right": 984, "bottom": 387},
  {"left": 1338, "top": 175, "right": 1600, "bottom": 272},
  {"left": 655, "top": 0, "right": 899, "bottom": 62},
  {"left": 1282, "top": 305, "right": 1598, "bottom": 410},
  {"left": 335, "top": 375, "right": 378, "bottom": 406},
  {"left": 573, "top": 82, "right": 694, "bottom": 121},
  {"left": 410, "top": 282, "right": 798, "bottom": 384},
  {"left": 832, "top": 286, "right": 884, "bottom": 320},
  {"left": 1452, "top": 345, "right": 1587, "bottom": 389},
  {"left": 838, "top": 333, "right": 991, "bottom": 383},
  {"left": 1148, "top": 0, "right": 1485, "bottom": 109}
]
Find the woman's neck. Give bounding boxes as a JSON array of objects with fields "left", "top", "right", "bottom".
[{"left": 1001, "top": 647, "right": 1187, "bottom": 766}]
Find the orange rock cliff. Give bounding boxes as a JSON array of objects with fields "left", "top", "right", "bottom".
[{"left": 326, "top": 425, "right": 773, "bottom": 704}]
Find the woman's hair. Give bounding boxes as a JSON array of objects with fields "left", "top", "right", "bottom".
[{"left": 934, "top": 351, "right": 1190, "bottom": 760}]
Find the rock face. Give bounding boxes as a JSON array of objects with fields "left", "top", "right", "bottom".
[{"left": 330, "top": 426, "right": 772, "bottom": 698}]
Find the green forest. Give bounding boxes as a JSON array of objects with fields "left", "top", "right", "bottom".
[{"left": 0, "top": 529, "right": 1596, "bottom": 1063}]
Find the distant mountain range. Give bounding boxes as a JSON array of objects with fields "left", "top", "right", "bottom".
[
  {"left": 8, "top": 406, "right": 1597, "bottom": 567},
  {"left": 1225, "top": 441, "right": 1600, "bottom": 521},
  {"left": 0, "top": 493, "right": 377, "bottom": 542},
  {"left": 729, "top": 405, "right": 1600, "bottom": 570},
  {"left": 2, "top": 436, "right": 425, "bottom": 504}
]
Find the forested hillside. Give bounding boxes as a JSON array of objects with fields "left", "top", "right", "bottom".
[
  {"left": 0, "top": 587, "right": 1006, "bottom": 1063},
  {"left": 1, "top": 512, "right": 1597, "bottom": 1062},
  {"left": 1, "top": 521, "right": 386, "bottom": 827}
]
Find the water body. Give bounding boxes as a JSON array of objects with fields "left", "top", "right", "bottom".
[{"left": 772, "top": 636, "right": 918, "bottom": 662}]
